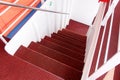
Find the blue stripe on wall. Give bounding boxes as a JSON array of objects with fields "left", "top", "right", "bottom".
[{"left": 7, "top": 3, "right": 42, "bottom": 39}]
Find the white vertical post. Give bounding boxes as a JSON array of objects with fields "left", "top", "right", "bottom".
[
  {"left": 61, "top": 0, "right": 66, "bottom": 29},
  {"left": 65, "top": 0, "right": 72, "bottom": 25},
  {"left": 104, "top": 12, "right": 114, "bottom": 63},
  {"left": 95, "top": 24, "right": 107, "bottom": 71}
]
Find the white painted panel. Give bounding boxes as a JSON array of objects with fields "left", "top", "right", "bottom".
[
  {"left": 5, "top": 22, "right": 38, "bottom": 55},
  {"left": 71, "top": 0, "right": 100, "bottom": 25}
]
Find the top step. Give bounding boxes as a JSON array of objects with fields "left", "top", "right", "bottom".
[
  {"left": 61, "top": 29, "right": 86, "bottom": 43},
  {"left": 67, "top": 19, "right": 89, "bottom": 36}
]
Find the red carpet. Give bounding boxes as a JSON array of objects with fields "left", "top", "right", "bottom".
[
  {"left": 14, "top": 19, "right": 87, "bottom": 80},
  {"left": 0, "top": 54, "right": 64, "bottom": 80},
  {"left": 0, "top": 19, "right": 88, "bottom": 80}
]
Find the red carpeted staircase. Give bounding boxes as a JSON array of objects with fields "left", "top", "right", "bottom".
[{"left": 0, "top": 20, "right": 88, "bottom": 80}]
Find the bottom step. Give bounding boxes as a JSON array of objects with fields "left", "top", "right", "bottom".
[
  {"left": 0, "top": 54, "right": 64, "bottom": 80},
  {"left": 15, "top": 46, "right": 82, "bottom": 80}
]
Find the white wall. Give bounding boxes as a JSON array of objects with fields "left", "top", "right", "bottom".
[
  {"left": 5, "top": 0, "right": 70, "bottom": 55},
  {"left": 71, "top": 0, "right": 100, "bottom": 25}
]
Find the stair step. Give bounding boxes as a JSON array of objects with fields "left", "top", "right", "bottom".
[
  {"left": 51, "top": 33, "right": 86, "bottom": 53},
  {"left": 44, "top": 36, "right": 85, "bottom": 55},
  {"left": 56, "top": 31, "right": 86, "bottom": 48},
  {"left": 58, "top": 29, "right": 86, "bottom": 43},
  {"left": 28, "top": 42, "right": 84, "bottom": 71},
  {"left": 59, "top": 29, "right": 86, "bottom": 43},
  {"left": 15, "top": 46, "right": 82, "bottom": 80},
  {"left": 40, "top": 39, "right": 84, "bottom": 61},
  {"left": 0, "top": 54, "right": 63, "bottom": 80},
  {"left": 66, "top": 19, "right": 88, "bottom": 36}
]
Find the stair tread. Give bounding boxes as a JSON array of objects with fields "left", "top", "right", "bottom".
[
  {"left": 52, "top": 32, "right": 86, "bottom": 49},
  {"left": 28, "top": 42, "right": 84, "bottom": 71},
  {"left": 59, "top": 29, "right": 86, "bottom": 43},
  {"left": 40, "top": 39, "right": 84, "bottom": 61},
  {"left": 62, "top": 29, "right": 87, "bottom": 42},
  {"left": 15, "top": 46, "right": 82, "bottom": 80},
  {"left": 66, "top": 19, "right": 88, "bottom": 36},
  {"left": 44, "top": 36, "right": 85, "bottom": 54},
  {"left": 0, "top": 54, "right": 63, "bottom": 80}
]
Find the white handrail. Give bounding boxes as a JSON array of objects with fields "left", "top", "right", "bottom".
[
  {"left": 88, "top": 52, "right": 120, "bottom": 80},
  {"left": 87, "top": 0, "right": 120, "bottom": 79},
  {"left": 0, "top": 1, "right": 69, "bottom": 15}
]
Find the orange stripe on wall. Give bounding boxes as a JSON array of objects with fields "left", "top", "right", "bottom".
[{"left": 0, "top": 0, "right": 41, "bottom": 36}]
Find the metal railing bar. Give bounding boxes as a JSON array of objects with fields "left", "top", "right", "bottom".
[{"left": 0, "top": 1, "right": 69, "bottom": 15}]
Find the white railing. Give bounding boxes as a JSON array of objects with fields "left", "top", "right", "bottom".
[
  {"left": 88, "top": 51, "right": 120, "bottom": 80},
  {"left": 82, "top": 0, "right": 120, "bottom": 80},
  {"left": 88, "top": 22, "right": 120, "bottom": 79},
  {"left": 82, "top": 2, "right": 107, "bottom": 80},
  {"left": 95, "top": 0, "right": 114, "bottom": 70},
  {"left": 0, "top": 0, "right": 71, "bottom": 55}
]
